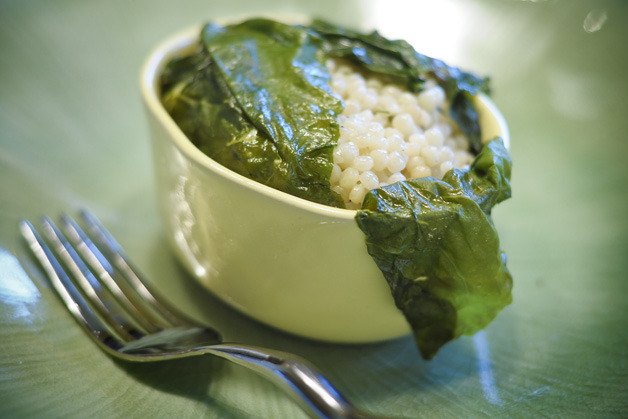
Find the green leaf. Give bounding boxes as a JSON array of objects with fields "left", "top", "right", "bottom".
[
  {"left": 161, "top": 19, "right": 345, "bottom": 207},
  {"left": 450, "top": 92, "right": 482, "bottom": 154},
  {"left": 356, "top": 138, "right": 512, "bottom": 359}
]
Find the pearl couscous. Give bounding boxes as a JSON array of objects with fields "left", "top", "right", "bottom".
[{"left": 327, "top": 60, "right": 475, "bottom": 209}]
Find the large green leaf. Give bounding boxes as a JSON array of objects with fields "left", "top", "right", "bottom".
[
  {"left": 162, "top": 19, "right": 344, "bottom": 207},
  {"left": 356, "top": 138, "right": 512, "bottom": 358}
]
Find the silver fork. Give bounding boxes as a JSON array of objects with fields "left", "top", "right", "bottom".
[{"left": 20, "top": 210, "right": 370, "bottom": 419}]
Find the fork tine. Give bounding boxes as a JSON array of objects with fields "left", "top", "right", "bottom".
[
  {"left": 60, "top": 214, "right": 163, "bottom": 333},
  {"left": 19, "top": 220, "right": 126, "bottom": 351},
  {"left": 79, "top": 209, "right": 185, "bottom": 327},
  {"left": 39, "top": 217, "right": 138, "bottom": 342}
]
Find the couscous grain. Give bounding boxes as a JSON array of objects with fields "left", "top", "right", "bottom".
[{"left": 328, "top": 60, "right": 475, "bottom": 209}]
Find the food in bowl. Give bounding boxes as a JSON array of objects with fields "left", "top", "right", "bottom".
[
  {"left": 156, "top": 18, "right": 512, "bottom": 359},
  {"left": 327, "top": 63, "right": 477, "bottom": 210}
]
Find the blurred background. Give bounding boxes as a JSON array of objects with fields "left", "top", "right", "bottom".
[{"left": 1, "top": 0, "right": 626, "bottom": 417}]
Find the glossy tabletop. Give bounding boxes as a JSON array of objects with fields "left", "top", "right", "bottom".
[{"left": 1, "top": 0, "right": 627, "bottom": 417}]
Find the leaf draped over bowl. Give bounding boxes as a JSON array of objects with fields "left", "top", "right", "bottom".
[
  {"left": 356, "top": 138, "right": 512, "bottom": 359},
  {"left": 160, "top": 18, "right": 513, "bottom": 359}
]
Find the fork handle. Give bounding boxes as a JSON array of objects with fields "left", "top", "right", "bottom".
[{"left": 206, "top": 344, "right": 372, "bottom": 418}]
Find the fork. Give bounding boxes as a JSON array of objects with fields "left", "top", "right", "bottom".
[{"left": 20, "top": 210, "right": 370, "bottom": 419}]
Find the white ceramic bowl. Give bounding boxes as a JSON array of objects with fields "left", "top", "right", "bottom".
[{"left": 140, "top": 24, "right": 510, "bottom": 344}]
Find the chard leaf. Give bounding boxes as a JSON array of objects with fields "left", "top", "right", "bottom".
[
  {"left": 450, "top": 92, "right": 482, "bottom": 154},
  {"left": 161, "top": 19, "right": 344, "bottom": 207},
  {"left": 356, "top": 138, "right": 512, "bottom": 359}
]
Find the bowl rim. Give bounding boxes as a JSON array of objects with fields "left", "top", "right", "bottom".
[{"left": 140, "top": 23, "right": 510, "bottom": 221}]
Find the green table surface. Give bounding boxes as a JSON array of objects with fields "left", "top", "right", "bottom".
[{"left": 1, "top": 0, "right": 627, "bottom": 417}]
